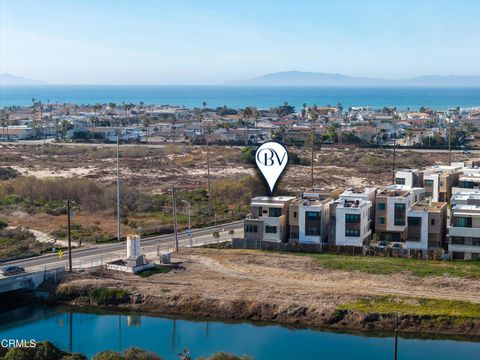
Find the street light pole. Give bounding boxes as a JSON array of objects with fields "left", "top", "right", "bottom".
[
  {"left": 172, "top": 186, "right": 179, "bottom": 252},
  {"left": 182, "top": 200, "right": 192, "bottom": 246},
  {"left": 67, "top": 200, "right": 72, "bottom": 273}
]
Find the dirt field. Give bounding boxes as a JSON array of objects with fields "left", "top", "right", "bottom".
[
  {"left": 56, "top": 248, "right": 480, "bottom": 336},
  {"left": 0, "top": 144, "right": 466, "bottom": 193}
]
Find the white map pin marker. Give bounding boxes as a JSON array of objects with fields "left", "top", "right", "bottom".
[{"left": 255, "top": 141, "right": 288, "bottom": 194}]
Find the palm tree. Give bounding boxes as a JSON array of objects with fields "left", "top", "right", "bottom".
[
  {"left": 142, "top": 117, "right": 151, "bottom": 143},
  {"left": 241, "top": 107, "right": 253, "bottom": 145},
  {"left": 0, "top": 110, "right": 7, "bottom": 139},
  {"left": 202, "top": 101, "right": 207, "bottom": 110}
]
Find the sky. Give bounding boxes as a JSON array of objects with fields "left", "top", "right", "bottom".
[{"left": 1, "top": 0, "right": 480, "bottom": 85}]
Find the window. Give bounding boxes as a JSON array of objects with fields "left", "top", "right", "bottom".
[
  {"left": 395, "top": 178, "right": 406, "bottom": 185},
  {"left": 378, "top": 217, "right": 385, "bottom": 224},
  {"left": 431, "top": 219, "right": 435, "bottom": 226},
  {"left": 293, "top": 211, "right": 297, "bottom": 218},
  {"left": 269, "top": 208, "right": 281, "bottom": 217},
  {"left": 377, "top": 203, "right": 386, "bottom": 211},
  {"left": 440, "top": 181, "right": 444, "bottom": 187},
  {"left": 457, "top": 217, "right": 472, "bottom": 228},
  {"left": 408, "top": 217, "right": 421, "bottom": 225},
  {"left": 459, "top": 181, "right": 475, "bottom": 189},
  {"left": 265, "top": 226, "right": 277, "bottom": 233},
  {"left": 345, "top": 214, "right": 360, "bottom": 223},
  {"left": 394, "top": 218, "right": 405, "bottom": 226},
  {"left": 345, "top": 229, "right": 360, "bottom": 237},
  {"left": 425, "top": 180, "right": 434, "bottom": 187},
  {"left": 245, "top": 225, "right": 258, "bottom": 233},
  {"left": 258, "top": 207, "right": 263, "bottom": 216},
  {"left": 305, "top": 211, "right": 320, "bottom": 236},
  {"left": 394, "top": 203, "right": 405, "bottom": 211}
]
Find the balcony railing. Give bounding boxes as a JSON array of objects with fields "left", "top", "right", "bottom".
[{"left": 448, "top": 226, "right": 480, "bottom": 238}]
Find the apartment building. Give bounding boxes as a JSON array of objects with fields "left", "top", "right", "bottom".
[
  {"left": 328, "top": 187, "right": 376, "bottom": 247},
  {"left": 395, "top": 169, "right": 423, "bottom": 188},
  {"left": 451, "top": 191, "right": 480, "bottom": 206},
  {"left": 288, "top": 189, "right": 342, "bottom": 244},
  {"left": 422, "top": 165, "right": 461, "bottom": 202},
  {"left": 448, "top": 197, "right": 480, "bottom": 260},
  {"left": 244, "top": 196, "right": 295, "bottom": 243},
  {"left": 333, "top": 198, "right": 372, "bottom": 247},
  {"left": 375, "top": 186, "right": 423, "bottom": 241},
  {"left": 406, "top": 202, "right": 448, "bottom": 251},
  {"left": 452, "top": 169, "right": 480, "bottom": 194}
]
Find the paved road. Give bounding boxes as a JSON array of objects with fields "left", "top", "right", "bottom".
[{"left": 2, "top": 220, "right": 243, "bottom": 270}]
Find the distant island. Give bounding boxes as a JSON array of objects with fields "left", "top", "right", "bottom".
[
  {"left": 232, "top": 71, "right": 480, "bottom": 87},
  {"left": 0, "top": 73, "right": 47, "bottom": 85}
]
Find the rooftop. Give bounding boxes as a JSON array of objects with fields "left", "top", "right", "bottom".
[{"left": 251, "top": 196, "right": 296, "bottom": 206}]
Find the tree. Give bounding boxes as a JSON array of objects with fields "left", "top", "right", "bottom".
[
  {"left": 241, "top": 107, "right": 254, "bottom": 145},
  {"left": 406, "top": 128, "right": 414, "bottom": 146},
  {"left": 0, "top": 110, "right": 8, "bottom": 139},
  {"left": 202, "top": 101, "right": 207, "bottom": 110},
  {"left": 142, "top": 117, "right": 151, "bottom": 143},
  {"left": 336, "top": 102, "right": 343, "bottom": 114}
]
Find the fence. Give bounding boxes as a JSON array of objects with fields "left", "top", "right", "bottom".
[
  {"left": 70, "top": 229, "right": 239, "bottom": 270},
  {"left": 232, "top": 238, "right": 446, "bottom": 260}
]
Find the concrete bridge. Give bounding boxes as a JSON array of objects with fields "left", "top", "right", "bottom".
[{"left": 0, "top": 267, "right": 65, "bottom": 294}]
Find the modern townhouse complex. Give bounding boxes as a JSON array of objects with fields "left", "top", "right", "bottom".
[
  {"left": 242, "top": 160, "right": 480, "bottom": 259},
  {"left": 288, "top": 188, "right": 344, "bottom": 244},
  {"left": 406, "top": 202, "right": 448, "bottom": 251},
  {"left": 448, "top": 191, "right": 480, "bottom": 260},
  {"left": 422, "top": 165, "right": 461, "bottom": 202},
  {"left": 329, "top": 187, "right": 376, "bottom": 247},
  {"left": 453, "top": 169, "right": 480, "bottom": 194},
  {"left": 333, "top": 197, "right": 372, "bottom": 247},
  {"left": 375, "top": 185, "right": 424, "bottom": 242},
  {"left": 395, "top": 169, "right": 423, "bottom": 188},
  {"left": 244, "top": 196, "right": 295, "bottom": 243}
]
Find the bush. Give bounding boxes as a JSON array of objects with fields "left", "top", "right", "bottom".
[
  {"left": 0, "top": 167, "right": 19, "bottom": 180},
  {"left": 198, "top": 353, "right": 252, "bottom": 360},
  {"left": 92, "top": 351, "right": 124, "bottom": 360},
  {"left": 88, "top": 287, "right": 129, "bottom": 305},
  {"left": 123, "top": 347, "right": 163, "bottom": 360}
]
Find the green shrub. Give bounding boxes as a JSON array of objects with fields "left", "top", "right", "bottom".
[
  {"left": 88, "top": 287, "right": 129, "bottom": 304},
  {"left": 92, "top": 351, "right": 124, "bottom": 360}
]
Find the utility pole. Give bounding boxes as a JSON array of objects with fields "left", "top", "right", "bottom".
[
  {"left": 116, "top": 132, "right": 121, "bottom": 241},
  {"left": 448, "top": 116, "right": 452, "bottom": 166},
  {"left": 171, "top": 186, "right": 179, "bottom": 252},
  {"left": 310, "top": 129, "right": 314, "bottom": 188},
  {"left": 392, "top": 122, "right": 397, "bottom": 185},
  {"left": 67, "top": 200, "right": 72, "bottom": 273},
  {"left": 206, "top": 133, "right": 212, "bottom": 224}
]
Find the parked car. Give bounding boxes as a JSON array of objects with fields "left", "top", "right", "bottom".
[
  {"left": 0, "top": 265, "right": 25, "bottom": 276},
  {"left": 462, "top": 149, "right": 471, "bottom": 154},
  {"left": 388, "top": 242, "right": 404, "bottom": 250},
  {"left": 377, "top": 240, "right": 388, "bottom": 249}
]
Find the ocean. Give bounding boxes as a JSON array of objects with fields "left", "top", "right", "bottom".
[{"left": 1, "top": 85, "right": 480, "bottom": 110}]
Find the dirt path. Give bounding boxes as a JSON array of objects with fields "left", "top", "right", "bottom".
[{"left": 195, "top": 250, "right": 480, "bottom": 304}]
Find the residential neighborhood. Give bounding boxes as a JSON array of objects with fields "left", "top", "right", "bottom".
[
  {"left": 2, "top": 101, "right": 480, "bottom": 150},
  {"left": 243, "top": 161, "right": 480, "bottom": 260}
]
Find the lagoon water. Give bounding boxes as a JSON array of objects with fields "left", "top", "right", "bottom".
[
  {"left": 0, "top": 306, "right": 479, "bottom": 360},
  {"left": 2, "top": 85, "right": 480, "bottom": 110}
]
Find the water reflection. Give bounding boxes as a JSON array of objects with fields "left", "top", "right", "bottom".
[{"left": 1, "top": 305, "right": 479, "bottom": 360}]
